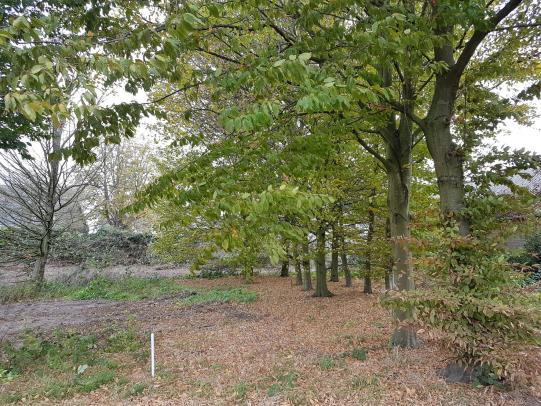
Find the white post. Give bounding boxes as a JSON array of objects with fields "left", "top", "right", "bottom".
[{"left": 150, "top": 332, "right": 155, "bottom": 378}]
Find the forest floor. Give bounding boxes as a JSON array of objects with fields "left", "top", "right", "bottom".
[{"left": 1, "top": 274, "right": 540, "bottom": 405}]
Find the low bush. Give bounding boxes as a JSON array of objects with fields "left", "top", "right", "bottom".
[
  {"left": 49, "top": 225, "right": 154, "bottom": 267},
  {"left": 509, "top": 231, "right": 541, "bottom": 284}
]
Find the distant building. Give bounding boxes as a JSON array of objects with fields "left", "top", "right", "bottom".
[{"left": 491, "top": 169, "right": 541, "bottom": 250}]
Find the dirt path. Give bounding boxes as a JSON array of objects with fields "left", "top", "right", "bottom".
[{"left": 0, "top": 292, "right": 198, "bottom": 340}]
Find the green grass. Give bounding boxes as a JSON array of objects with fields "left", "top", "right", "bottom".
[
  {"left": 180, "top": 287, "right": 258, "bottom": 306},
  {"left": 0, "top": 276, "right": 258, "bottom": 306},
  {"left": 350, "top": 347, "right": 367, "bottom": 361},
  {"left": 267, "top": 371, "right": 298, "bottom": 397},
  {"left": 0, "top": 327, "right": 142, "bottom": 403},
  {"left": 317, "top": 356, "right": 336, "bottom": 370}
]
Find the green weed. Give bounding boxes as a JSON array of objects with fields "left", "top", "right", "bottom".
[{"left": 317, "top": 356, "right": 335, "bottom": 370}]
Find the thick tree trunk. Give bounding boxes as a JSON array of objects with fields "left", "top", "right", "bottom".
[
  {"left": 329, "top": 225, "right": 339, "bottom": 282},
  {"left": 388, "top": 167, "right": 419, "bottom": 348},
  {"left": 314, "top": 225, "right": 332, "bottom": 297},
  {"left": 302, "top": 241, "right": 312, "bottom": 291},
  {"left": 386, "top": 78, "right": 419, "bottom": 348},
  {"left": 341, "top": 236, "right": 352, "bottom": 287},
  {"left": 425, "top": 73, "right": 470, "bottom": 236}
]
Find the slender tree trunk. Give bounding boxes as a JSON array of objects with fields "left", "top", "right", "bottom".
[
  {"left": 384, "top": 218, "right": 393, "bottom": 290},
  {"left": 280, "top": 244, "right": 289, "bottom": 277},
  {"left": 32, "top": 232, "right": 50, "bottom": 289},
  {"left": 314, "top": 224, "right": 332, "bottom": 297},
  {"left": 364, "top": 188, "right": 376, "bottom": 294},
  {"left": 280, "top": 259, "right": 289, "bottom": 277},
  {"left": 294, "top": 245, "right": 303, "bottom": 285},
  {"left": 329, "top": 225, "right": 339, "bottom": 282},
  {"left": 302, "top": 241, "right": 312, "bottom": 291},
  {"left": 32, "top": 125, "right": 62, "bottom": 290},
  {"left": 341, "top": 236, "right": 352, "bottom": 287}
]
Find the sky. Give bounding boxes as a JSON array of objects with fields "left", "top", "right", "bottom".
[{"left": 496, "top": 101, "right": 541, "bottom": 153}]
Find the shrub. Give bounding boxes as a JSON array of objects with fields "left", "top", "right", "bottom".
[
  {"left": 49, "top": 226, "right": 154, "bottom": 267},
  {"left": 383, "top": 226, "right": 541, "bottom": 379},
  {"left": 509, "top": 231, "right": 541, "bottom": 284}
]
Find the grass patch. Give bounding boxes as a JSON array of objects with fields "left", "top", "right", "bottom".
[
  {"left": 0, "top": 276, "right": 258, "bottom": 306},
  {"left": 180, "top": 287, "right": 258, "bottom": 306},
  {"left": 351, "top": 375, "right": 380, "bottom": 389},
  {"left": 350, "top": 347, "right": 367, "bottom": 361},
  {"left": 317, "top": 356, "right": 336, "bottom": 370},
  {"left": 0, "top": 327, "right": 142, "bottom": 403},
  {"left": 233, "top": 381, "right": 252, "bottom": 399},
  {"left": 126, "top": 382, "right": 147, "bottom": 397},
  {"left": 267, "top": 371, "right": 298, "bottom": 397}
]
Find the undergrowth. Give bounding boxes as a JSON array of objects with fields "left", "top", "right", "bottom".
[
  {"left": 0, "top": 326, "right": 143, "bottom": 403},
  {"left": 0, "top": 276, "right": 258, "bottom": 305}
]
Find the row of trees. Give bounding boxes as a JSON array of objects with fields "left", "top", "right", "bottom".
[{"left": 1, "top": 0, "right": 540, "bottom": 380}]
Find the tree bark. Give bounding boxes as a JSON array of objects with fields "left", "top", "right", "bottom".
[
  {"left": 280, "top": 244, "right": 289, "bottom": 277},
  {"left": 280, "top": 259, "right": 289, "bottom": 277},
  {"left": 364, "top": 188, "right": 376, "bottom": 294},
  {"left": 341, "top": 236, "right": 352, "bottom": 287},
  {"left": 32, "top": 233, "right": 50, "bottom": 289},
  {"left": 32, "top": 125, "right": 62, "bottom": 290},
  {"left": 293, "top": 245, "right": 303, "bottom": 285},
  {"left": 314, "top": 224, "right": 332, "bottom": 297},
  {"left": 384, "top": 217, "right": 393, "bottom": 290},
  {"left": 425, "top": 69, "right": 470, "bottom": 236},
  {"left": 302, "top": 241, "right": 312, "bottom": 291},
  {"left": 385, "top": 76, "right": 420, "bottom": 348},
  {"left": 329, "top": 225, "right": 339, "bottom": 282}
]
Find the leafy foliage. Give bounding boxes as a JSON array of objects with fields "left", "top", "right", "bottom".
[
  {"left": 383, "top": 196, "right": 541, "bottom": 378},
  {"left": 49, "top": 226, "right": 154, "bottom": 267}
]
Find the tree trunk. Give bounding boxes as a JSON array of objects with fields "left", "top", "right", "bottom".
[
  {"left": 388, "top": 166, "right": 419, "bottom": 347},
  {"left": 364, "top": 188, "right": 376, "bottom": 294},
  {"left": 293, "top": 245, "right": 303, "bottom": 286},
  {"left": 329, "top": 225, "right": 339, "bottom": 282},
  {"left": 32, "top": 233, "right": 50, "bottom": 289},
  {"left": 384, "top": 218, "right": 393, "bottom": 290},
  {"left": 280, "top": 259, "right": 289, "bottom": 277},
  {"left": 341, "top": 236, "right": 352, "bottom": 287},
  {"left": 280, "top": 244, "right": 289, "bottom": 277},
  {"left": 32, "top": 125, "right": 62, "bottom": 290},
  {"left": 423, "top": 44, "right": 470, "bottom": 236},
  {"left": 314, "top": 224, "right": 332, "bottom": 297},
  {"left": 385, "top": 77, "right": 419, "bottom": 348},
  {"left": 302, "top": 241, "right": 312, "bottom": 291}
]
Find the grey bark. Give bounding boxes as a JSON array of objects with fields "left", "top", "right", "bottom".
[
  {"left": 329, "top": 225, "right": 339, "bottom": 282},
  {"left": 293, "top": 245, "right": 303, "bottom": 285},
  {"left": 302, "top": 241, "right": 313, "bottom": 291},
  {"left": 314, "top": 224, "right": 332, "bottom": 297},
  {"left": 341, "top": 236, "right": 352, "bottom": 287}
]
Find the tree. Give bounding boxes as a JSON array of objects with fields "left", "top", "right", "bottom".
[
  {"left": 86, "top": 140, "right": 157, "bottom": 231},
  {"left": 0, "top": 123, "right": 92, "bottom": 287}
]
